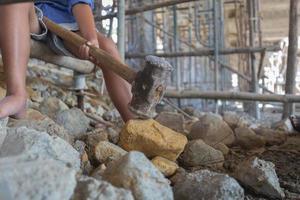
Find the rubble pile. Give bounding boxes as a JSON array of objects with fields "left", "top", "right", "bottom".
[{"left": 0, "top": 65, "right": 299, "bottom": 200}]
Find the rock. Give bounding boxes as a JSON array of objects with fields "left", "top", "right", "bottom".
[
  {"left": 235, "top": 157, "right": 285, "bottom": 199},
  {"left": 103, "top": 151, "right": 173, "bottom": 200},
  {"left": 103, "top": 109, "right": 121, "bottom": 122},
  {"left": 119, "top": 119, "right": 187, "bottom": 161},
  {"left": 151, "top": 156, "right": 178, "bottom": 177},
  {"left": 0, "top": 159, "right": 77, "bottom": 200},
  {"left": 173, "top": 170, "right": 244, "bottom": 200},
  {"left": 72, "top": 176, "right": 134, "bottom": 200},
  {"left": 223, "top": 111, "right": 250, "bottom": 129},
  {"left": 214, "top": 143, "right": 230, "bottom": 156},
  {"left": 189, "top": 113, "right": 235, "bottom": 146},
  {"left": 91, "top": 164, "right": 107, "bottom": 180},
  {"left": 56, "top": 108, "right": 90, "bottom": 139},
  {"left": 107, "top": 127, "right": 120, "bottom": 144},
  {"left": 273, "top": 118, "right": 296, "bottom": 134},
  {"left": 0, "top": 86, "right": 6, "bottom": 98},
  {"left": 181, "top": 139, "right": 224, "bottom": 167},
  {"left": 26, "top": 108, "right": 47, "bottom": 121},
  {"left": 254, "top": 128, "right": 287, "bottom": 146},
  {"left": 8, "top": 116, "right": 73, "bottom": 144},
  {"left": 155, "top": 112, "right": 185, "bottom": 133},
  {"left": 0, "top": 127, "right": 80, "bottom": 170},
  {"left": 234, "top": 127, "right": 266, "bottom": 149},
  {"left": 94, "top": 141, "right": 127, "bottom": 164},
  {"left": 39, "top": 97, "right": 69, "bottom": 119},
  {"left": 0, "top": 118, "right": 8, "bottom": 148},
  {"left": 27, "top": 87, "right": 43, "bottom": 103}
]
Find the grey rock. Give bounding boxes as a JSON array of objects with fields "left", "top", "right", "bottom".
[
  {"left": 234, "top": 127, "right": 266, "bottom": 149},
  {"left": 0, "top": 117, "right": 8, "bottom": 148},
  {"left": 173, "top": 170, "right": 244, "bottom": 200},
  {"left": 74, "top": 140, "right": 86, "bottom": 155},
  {"left": 72, "top": 176, "right": 134, "bottom": 200},
  {"left": 56, "top": 108, "right": 90, "bottom": 139},
  {"left": 0, "top": 159, "right": 76, "bottom": 200},
  {"left": 103, "top": 151, "right": 173, "bottom": 200},
  {"left": 39, "top": 97, "right": 69, "bottom": 120},
  {"left": 94, "top": 141, "right": 127, "bottom": 164},
  {"left": 103, "top": 109, "right": 121, "bottom": 122},
  {"left": 235, "top": 157, "right": 285, "bottom": 199},
  {"left": 181, "top": 139, "right": 224, "bottom": 167},
  {"left": 189, "top": 113, "right": 235, "bottom": 146},
  {"left": 0, "top": 127, "right": 80, "bottom": 170},
  {"left": 155, "top": 112, "right": 185, "bottom": 133},
  {"left": 9, "top": 117, "right": 73, "bottom": 144},
  {"left": 107, "top": 128, "right": 120, "bottom": 144}
]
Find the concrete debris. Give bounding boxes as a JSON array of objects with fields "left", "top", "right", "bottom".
[
  {"left": 103, "top": 151, "right": 174, "bottom": 200},
  {"left": 94, "top": 141, "right": 127, "bottom": 164},
  {"left": 0, "top": 159, "right": 77, "bottom": 200},
  {"left": 234, "top": 127, "right": 266, "bottom": 150},
  {"left": 181, "top": 139, "right": 224, "bottom": 167},
  {"left": 72, "top": 176, "right": 134, "bottom": 200},
  {"left": 155, "top": 112, "right": 185, "bottom": 133},
  {"left": 235, "top": 157, "right": 285, "bottom": 199},
  {"left": 189, "top": 113, "right": 235, "bottom": 146},
  {"left": 39, "top": 97, "right": 69, "bottom": 119},
  {"left": 0, "top": 127, "right": 80, "bottom": 170},
  {"left": 173, "top": 170, "right": 244, "bottom": 200},
  {"left": 56, "top": 108, "right": 90, "bottom": 139},
  {"left": 151, "top": 156, "right": 179, "bottom": 177},
  {"left": 254, "top": 128, "right": 287, "bottom": 146},
  {"left": 119, "top": 119, "right": 187, "bottom": 161}
]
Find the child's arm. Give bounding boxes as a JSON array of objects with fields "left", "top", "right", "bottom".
[{"left": 72, "top": 3, "right": 99, "bottom": 59}]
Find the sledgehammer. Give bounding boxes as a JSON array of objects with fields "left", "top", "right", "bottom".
[{"left": 43, "top": 17, "right": 173, "bottom": 118}]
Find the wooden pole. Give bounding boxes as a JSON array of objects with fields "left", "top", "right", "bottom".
[
  {"left": 283, "top": 0, "right": 299, "bottom": 118},
  {"left": 125, "top": 45, "right": 281, "bottom": 58},
  {"left": 117, "top": 0, "right": 125, "bottom": 61},
  {"left": 165, "top": 90, "right": 300, "bottom": 103},
  {"left": 96, "top": 0, "right": 199, "bottom": 20}
]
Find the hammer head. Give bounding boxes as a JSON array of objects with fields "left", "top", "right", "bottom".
[{"left": 129, "top": 56, "right": 173, "bottom": 118}]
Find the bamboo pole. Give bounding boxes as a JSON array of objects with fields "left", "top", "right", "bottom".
[
  {"left": 165, "top": 90, "right": 300, "bottom": 103},
  {"left": 283, "top": 0, "right": 299, "bottom": 118},
  {"left": 96, "top": 0, "right": 199, "bottom": 20},
  {"left": 125, "top": 45, "right": 281, "bottom": 58}
]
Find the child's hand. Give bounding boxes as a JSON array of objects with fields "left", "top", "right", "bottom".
[{"left": 78, "top": 39, "right": 99, "bottom": 61}]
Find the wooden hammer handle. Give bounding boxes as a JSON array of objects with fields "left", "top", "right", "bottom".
[{"left": 43, "top": 17, "right": 136, "bottom": 83}]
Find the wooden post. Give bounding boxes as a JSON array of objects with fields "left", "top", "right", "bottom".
[
  {"left": 283, "top": 0, "right": 299, "bottom": 118},
  {"left": 117, "top": 0, "right": 125, "bottom": 61}
]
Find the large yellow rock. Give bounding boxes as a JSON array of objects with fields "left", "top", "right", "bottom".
[
  {"left": 119, "top": 119, "right": 188, "bottom": 161},
  {"left": 151, "top": 156, "right": 179, "bottom": 177}
]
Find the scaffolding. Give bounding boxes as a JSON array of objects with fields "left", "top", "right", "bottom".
[{"left": 96, "top": 0, "right": 298, "bottom": 119}]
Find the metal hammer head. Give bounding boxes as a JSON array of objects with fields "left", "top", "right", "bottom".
[{"left": 129, "top": 55, "right": 173, "bottom": 118}]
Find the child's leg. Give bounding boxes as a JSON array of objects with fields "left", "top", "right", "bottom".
[
  {"left": 0, "top": 3, "right": 38, "bottom": 119},
  {"left": 64, "top": 32, "right": 135, "bottom": 122}
]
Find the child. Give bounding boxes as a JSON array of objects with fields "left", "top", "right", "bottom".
[{"left": 0, "top": 1, "right": 135, "bottom": 122}]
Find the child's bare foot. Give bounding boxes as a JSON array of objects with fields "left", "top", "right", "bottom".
[{"left": 0, "top": 95, "right": 27, "bottom": 119}]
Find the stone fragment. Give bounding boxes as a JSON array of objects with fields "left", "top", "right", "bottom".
[
  {"left": 39, "top": 97, "right": 69, "bottom": 119},
  {"left": 189, "top": 113, "right": 235, "bottom": 146},
  {"left": 72, "top": 176, "right": 134, "bottom": 200},
  {"left": 155, "top": 112, "right": 185, "bottom": 133},
  {"left": 0, "top": 118, "right": 8, "bottom": 148},
  {"left": 94, "top": 141, "right": 127, "bottom": 164},
  {"left": 56, "top": 108, "right": 90, "bottom": 139},
  {"left": 235, "top": 157, "right": 285, "bottom": 199},
  {"left": 0, "top": 159, "right": 77, "bottom": 200},
  {"left": 8, "top": 116, "right": 73, "bottom": 144},
  {"left": 181, "top": 139, "right": 224, "bottom": 167},
  {"left": 107, "top": 127, "right": 120, "bottom": 144},
  {"left": 119, "top": 119, "right": 187, "bottom": 161},
  {"left": 223, "top": 111, "right": 250, "bottom": 129},
  {"left": 214, "top": 143, "right": 230, "bottom": 156},
  {"left": 254, "top": 128, "right": 287, "bottom": 146},
  {"left": 234, "top": 127, "right": 266, "bottom": 149},
  {"left": 0, "top": 127, "right": 80, "bottom": 170},
  {"left": 26, "top": 108, "right": 47, "bottom": 121},
  {"left": 0, "top": 86, "right": 6, "bottom": 98},
  {"left": 173, "top": 170, "right": 244, "bottom": 200},
  {"left": 151, "top": 156, "right": 178, "bottom": 177},
  {"left": 103, "top": 151, "right": 173, "bottom": 200}
]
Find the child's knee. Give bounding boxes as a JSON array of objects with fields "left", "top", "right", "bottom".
[{"left": 99, "top": 37, "right": 117, "bottom": 52}]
